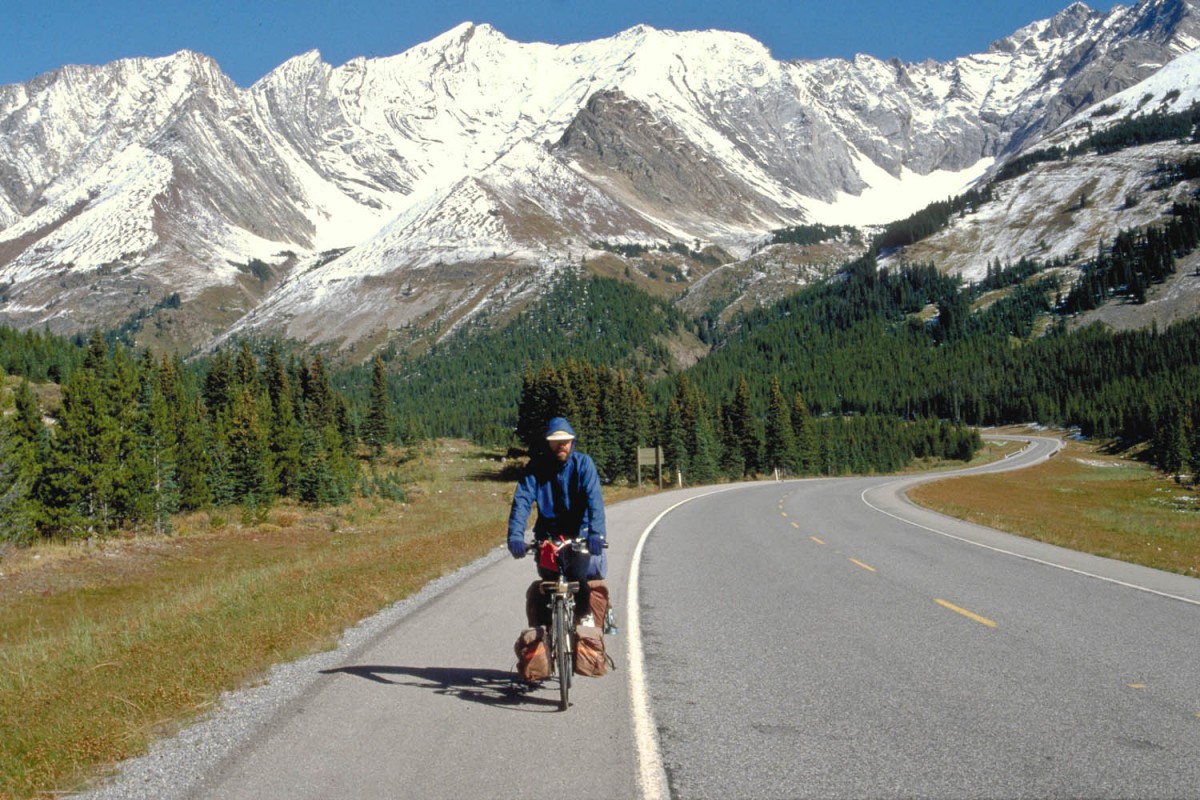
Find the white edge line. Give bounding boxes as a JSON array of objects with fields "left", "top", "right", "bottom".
[
  {"left": 628, "top": 486, "right": 742, "bottom": 800},
  {"left": 859, "top": 468, "right": 1200, "bottom": 609}
]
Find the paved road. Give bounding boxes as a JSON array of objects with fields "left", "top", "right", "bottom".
[
  {"left": 84, "top": 436, "right": 1200, "bottom": 799},
  {"left": 639, "top": 437, "right": 1200, "bottom": 798}
]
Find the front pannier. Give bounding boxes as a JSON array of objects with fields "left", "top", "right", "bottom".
[
  {"left": 573, "top": 625, "right": 609, "bottom": 677},
  {"left": 514, "top": 626, "right": 550, "bottom": 682}
]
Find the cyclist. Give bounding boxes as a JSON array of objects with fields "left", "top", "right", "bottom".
[{"left": 506, "top": 416, "right": 606, "bottom": 626}]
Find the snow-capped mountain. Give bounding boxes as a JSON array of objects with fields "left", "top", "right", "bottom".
[{"left": 0, "top": 0, "right": 1197, "bottom": 354}]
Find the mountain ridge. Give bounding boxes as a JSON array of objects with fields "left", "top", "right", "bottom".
[{"left": 0, "top": 0, "right": 1198, "bottom": 355}]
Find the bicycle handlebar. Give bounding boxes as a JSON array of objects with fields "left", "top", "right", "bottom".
[{"left": 521, "top": 536, "right": 608, "bottom": 557}]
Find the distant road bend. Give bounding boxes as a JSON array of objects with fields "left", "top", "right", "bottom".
[{"left": 81, "top": 435, "right": 1200, "bottom": 800}]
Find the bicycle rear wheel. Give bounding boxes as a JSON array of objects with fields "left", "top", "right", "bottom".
[{"left": 553, "top": 598, "right": 571, "bottom": 711}]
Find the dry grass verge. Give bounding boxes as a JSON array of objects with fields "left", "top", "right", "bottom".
[
  {"left": 909, "top": 430, "right": 1200, "bottom": 578},
  {"left": 0, "top": 442, "right": 515, "bottom": 799}
]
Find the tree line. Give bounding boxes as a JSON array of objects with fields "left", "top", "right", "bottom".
[
  {"left": 0, "top": 334, "right": 368, "bottom": 543},
  {"left": 514, "top": 362, "right": 983, "bottom": 485}
]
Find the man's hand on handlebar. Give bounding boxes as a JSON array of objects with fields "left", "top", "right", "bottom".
[{"left": 507, "top": 536, "right": 527, "bottom": 559}]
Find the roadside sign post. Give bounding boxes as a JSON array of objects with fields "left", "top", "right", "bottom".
[{"left": 637, "top": 446, "right": 663, "bottom": 489}]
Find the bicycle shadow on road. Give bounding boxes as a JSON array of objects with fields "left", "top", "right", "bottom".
[{"left": 320, "top": 665, "right": 562, "bottom": 711}]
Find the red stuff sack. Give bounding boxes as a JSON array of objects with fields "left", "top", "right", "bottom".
[{"left": 538, "top": 539, "right": 563, "bottom": 572}]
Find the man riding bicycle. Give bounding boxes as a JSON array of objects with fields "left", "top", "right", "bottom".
[{"left": 506, "top": 416, "right": 606, "bottom": 626}]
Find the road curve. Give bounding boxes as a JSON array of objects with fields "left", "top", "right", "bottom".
[{"left": 637, "top": 435, "right": 1200, "bottom": 799}]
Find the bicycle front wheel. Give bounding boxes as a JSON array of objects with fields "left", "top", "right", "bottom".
[{"left": 553, "top": 598, "right": 571, "bottom": 711}]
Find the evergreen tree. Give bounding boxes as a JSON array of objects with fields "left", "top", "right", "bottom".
[
  {"left": 687, "top": 402, "right": 721, "bottom": 483},
  {"left": 765, "top": 376, "right": 797, "bottom": 475},
  {"left": 39, "top": 368, "right": 116, "bottom": 536},
  {"left": 791, "top": 391, "right": 816, "bottom": 474},
  {"left": 729, "top": 376, "right": 761, "bottom": 476},
  {"left": 262, "top": 343, "right": 303, "bottom": 496},
  {"left": 227, "top": 387, "right": 273, "bottom": 505},
  {"left": 106, "top": 345, "right": 152, "bottom": 528},
  {"left": 270, "top": 392, "right": 304, "bottom": 498},
  {"left": 206, "top": 419, "right": 236, "bottom": 508},
  {"left": 83, "top": 330, "right": 108, "bottom": 372},
  {"left": 597, "top": 367, "right": 627, "bottom": 482},
  {"left": 297, "top": 424, "right": 351, "bottom": 505},
  {"left": 11, "top": 379, "right": 48, "bottom": 502},
  {"left": 0, "top": 414, "right": 34, "bottom": 544},
  {"left": 176, "top": 398, "right": 213, "bottom": 511},
  {"left": 514, "top": 365, "right": 540, "bottom": 451},
  {"left": 716, "top": 403, "right": 744, "bottom": 480},
  {"left": 363, "top": 355, "right": 392, "bottom": 459},
  {"left": 264, "top": 342, "right": 290, "bottom": 411},
  {"left": 627, "top": 375, "right": 654, "bottom": 482},
  {"left": 661, "top": 397, "right": 688, "bottom": 485},
  {"left": 301, "top": 355, "right": 337, "bottom": 432},
  {"left": 234, "top": 340, "right": 260, "bottom": 392},
  {"left": 139, "top": 363, "right": 179, "bottom": 534},
  {"left": 203, "top": 348, "right": 236, "bottom": 423}
]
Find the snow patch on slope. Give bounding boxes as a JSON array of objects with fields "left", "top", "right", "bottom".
[{"left": 807, "top": 156, "right": 995, "bottom": 226}]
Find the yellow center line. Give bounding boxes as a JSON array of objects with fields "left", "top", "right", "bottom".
[
  {"left": 849, "top": 558, "right": 876, "bottom": 572},
  {"left": 780, "top": 511, "right": 788, "bottom": 517},
  {"left": 935, "top": 599, "right": 997, "bottom": 628},
  {"left": 790, "top": 522, "right": 800, "bottom": 529},
  {"left": 810, "top": 536, "right": 825, "bottom": 545}
]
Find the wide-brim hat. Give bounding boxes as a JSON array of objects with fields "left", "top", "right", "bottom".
[{"left": 544, "top": 416, "right": 577, "bottom": 441}]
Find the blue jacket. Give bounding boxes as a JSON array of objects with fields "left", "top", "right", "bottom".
[{"left": 507, "top": 420, "right": 607, "bottom": 576}]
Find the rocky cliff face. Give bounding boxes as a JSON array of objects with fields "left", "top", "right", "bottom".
[{"left": 0, "top": 0, "right": 1197, "bottom": 354}]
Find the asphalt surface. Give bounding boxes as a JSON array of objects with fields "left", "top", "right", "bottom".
[
  {"left": 78, "top": 436, "right": 1200, "bottom": 799},
  {"left": 640, "top": 437, "right": 1200, "bottom": 799}
]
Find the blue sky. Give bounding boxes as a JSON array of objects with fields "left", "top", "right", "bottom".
[{"left": 5, "top": 0, "right": 1121, "bottom": 87}]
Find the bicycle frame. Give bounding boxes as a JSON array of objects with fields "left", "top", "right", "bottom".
[{"left": 531, "top": 537, "right": 587, "bottom": 711}]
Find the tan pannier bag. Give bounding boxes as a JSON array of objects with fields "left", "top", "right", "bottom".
[
  {"left": 586, "top": 579, "right": 610, "bottom": 624},
  {"left": 514, "top": 627, "right": 550, "bottom": 682},
  {"left": 573, "top": 625, "right": 609, "bottom": 677}
]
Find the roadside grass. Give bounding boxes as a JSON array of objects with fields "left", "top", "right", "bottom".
[
  {"left": 909, "top": 430, "right": 1200, "bottom": 578},
  {"left": 900, "top": 435, "right": 1025, "bottom": 475},
  {"left": 0, "top": 442, "right": 513, "bottom": 800}
]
